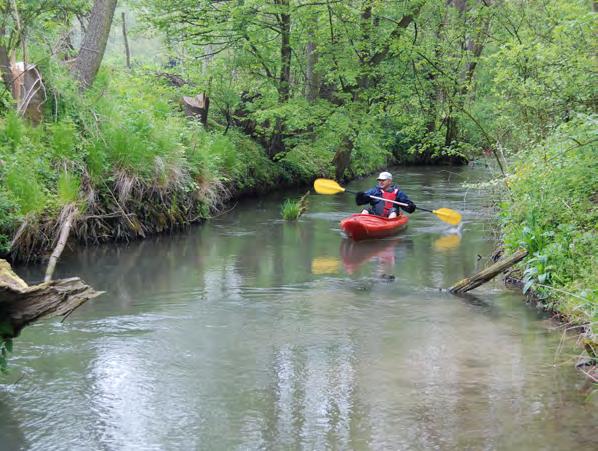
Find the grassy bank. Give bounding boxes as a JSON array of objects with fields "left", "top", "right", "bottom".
[
  {"left": 0, "top": 65, "right": 399, "bottom": 261},
  {"left": 500, "top": 115, "right": 597, "bottom": 352}
]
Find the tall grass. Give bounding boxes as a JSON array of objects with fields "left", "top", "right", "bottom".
[
  {"left": 4, "top": 111, "right": 23, "bottom": 146},
  {"left": 5, "top": 166, "right": 46, "bottom": 215},
  {"left": 57, "top": 170, "right": 81, "bottom": 205}
]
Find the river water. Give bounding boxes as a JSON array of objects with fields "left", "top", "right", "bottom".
[{"left": 1, "top": 167, "right": 596, "bottom": 450}]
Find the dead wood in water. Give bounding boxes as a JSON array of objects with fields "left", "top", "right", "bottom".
[
  {"left": 0, "top": 259, "right": 103, "bottom": 338},
  {"left": 45, "top": 203, "right": 78, "bottom": 282},
  {"left": 449, "top": 249, "right": 528, "bottom": 293}
]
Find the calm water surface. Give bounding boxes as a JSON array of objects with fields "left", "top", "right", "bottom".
[{"left": 1, "top": 167, "right": 596, "bottom": 450}]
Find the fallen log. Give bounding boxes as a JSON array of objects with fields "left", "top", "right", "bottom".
[
  {"left": 0, "top": 259, "right": 103, "bottom": 338},
  {"left": 449, "top": 249, "right": 528, "bottom": 293}
]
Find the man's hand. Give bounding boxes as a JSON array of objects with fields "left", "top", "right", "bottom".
[
  {"left": 355, "top": 192, "right": 371, "bottom": 205},
  {"left": 402, "top": 200, "right": 416, "bottom": 213}
]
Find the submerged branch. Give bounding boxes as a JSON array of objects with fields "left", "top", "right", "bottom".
[{"left": 449, "top": 249, "right": 528, "bottom": 293}]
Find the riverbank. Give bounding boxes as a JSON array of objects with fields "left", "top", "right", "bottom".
[
  {"left": 499, "top": 116, "right": 597, "bottom": 363},
  {"left": 0, "top": 67, "right": 420, "bottom": 262}
]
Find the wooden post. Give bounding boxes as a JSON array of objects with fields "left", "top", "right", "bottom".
[{"left": 449, "top": 249, "right": 528, "bottom": 293}]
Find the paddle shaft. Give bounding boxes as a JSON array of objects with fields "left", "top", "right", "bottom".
[{"left": 344, "top": 188, "right": 434, "bottom": 213}]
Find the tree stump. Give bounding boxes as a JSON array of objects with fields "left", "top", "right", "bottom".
[
  {"left": 11, "top": 62, "right": 45, "bottom": 124},
  {"left": 181, "top": 93, "right": 210, "bottom": 126}
]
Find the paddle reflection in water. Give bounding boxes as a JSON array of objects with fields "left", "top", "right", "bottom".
[
  {"left": 433, "top": 233, "right": 462, "bottom": 252},
  {"left": 339, "top": 238, "right": 402, "bottom": 275},
  {"left": 310, "top": 257, "right": 340, "bottom": 275}
]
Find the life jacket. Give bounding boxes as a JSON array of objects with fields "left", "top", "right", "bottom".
[{"left": 381, "top": 188, "right": 399, "bottom": 216}]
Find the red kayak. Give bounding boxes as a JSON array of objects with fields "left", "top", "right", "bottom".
[{"left": 340, "top": 214, "right": 409, "bottom": 241}]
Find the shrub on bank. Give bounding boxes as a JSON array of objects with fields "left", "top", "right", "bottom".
[
  {"left": 501, "top": 115, "right": 597, "bottom": 333},
  {"left": 0, "top": 68, "right": 288, "bottom": 258}
]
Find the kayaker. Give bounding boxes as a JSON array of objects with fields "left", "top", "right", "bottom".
[{"left": 356, "top": 171, "right": 416, "bottom": 218}]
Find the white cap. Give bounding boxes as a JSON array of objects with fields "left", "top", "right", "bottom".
[{"left": 377, "top": 171, "right": 392, "bottom": 180}]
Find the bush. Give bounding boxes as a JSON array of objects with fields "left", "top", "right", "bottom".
[
  {"left": 0, "top": 190, "right": 19, "bottom": 256},
  {"left": 501, "top": 115, "right": 598, "bottom": 328}
]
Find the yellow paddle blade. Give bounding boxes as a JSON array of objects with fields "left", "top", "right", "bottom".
[
  {"left": 432, "top": 208, "right": 462, "bottom": 225},
  {"left": 313, "top": 178, "right": 346, "bottom": 195}
]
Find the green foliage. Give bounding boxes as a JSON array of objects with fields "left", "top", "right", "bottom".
[
  {"left": 501, "top": 115, "right": 598, "bottom": 328},
  {"left": 57, "top": 170, "right": 81, "bottom": 205},
  {"left": 226, "top": 132, "right": 283, "bottom": 190},
  {"left": 5, "top": 165, "right": 46, "bottom": 215},
  {"left": 0, "top": 190, "right": 19, "bottom": 255},
  {"left": 488, "top": 2, "right": 595, "bottom": 137},
  {"left": 49, "top": 121, "right": 77, "bottom": 161},
  {"left": 4, "top": 111, "right": 23, "bottom": 147}
]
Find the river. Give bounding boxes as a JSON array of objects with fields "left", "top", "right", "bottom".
[{"left": 1, "top": 167, "right": 596, "bottom": 450}]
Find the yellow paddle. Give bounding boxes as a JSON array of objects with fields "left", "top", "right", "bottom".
[{"left": 313, "top": 178, "right": 462, "bottom": 225}]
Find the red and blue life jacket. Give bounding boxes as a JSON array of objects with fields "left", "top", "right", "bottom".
[{"left": 381, "top": 188, "right": 399, "bottom": 216}]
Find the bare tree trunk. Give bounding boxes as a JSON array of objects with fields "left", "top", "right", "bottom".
[
  {"left": 444, "top": 0, "right": 492, "bottom": 148},
  {"left": 269, "top": 0, "right": 291, "bottom": 158},
  {"left": 445, "top": 109, "right": 458, "bottom": 147},
  {"left": 0, "top": 41, "right": 13, "bottom": 97},
  {"left": 305, "top": 40, "right": 319, "bottom": 102},
  {"left": 121, "top": 11, "right": 130, "bottom": 69},
  {"left": 72, "top": 0, "right": 117, "bottom": 89},
  {"left": 181, "top": 93, "right": 210, "bottom": 127},
  {"left": 277, "top": 0, "right": 291, "bottom": 104},
  {"left": 305, "top": 0, "right": 319, "bottom": 101},
  {"left": 332, "top": 136, "right": 354, "bottom": 181},
  {"left": 425, "top": 7, "right": 449, "bottom": 134}
]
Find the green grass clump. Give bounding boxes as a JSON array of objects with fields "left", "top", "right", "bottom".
[
  {"left": 281, "top": 191, "right": 309, "bottom": 220},
  {"left": 281, "top": 199, "right": 302, "bottom": 220}
]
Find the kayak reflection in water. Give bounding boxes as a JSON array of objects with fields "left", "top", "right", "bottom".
[
  {"left": 340, "top": 238, "right": 401, "bottom": 275},
  {"left": 355, "top": 171, "right": 416, "bottom": 218}
]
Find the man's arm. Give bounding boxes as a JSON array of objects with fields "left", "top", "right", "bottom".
[{"left": 356, "top": 188, "right": 379, "bottom": 206}]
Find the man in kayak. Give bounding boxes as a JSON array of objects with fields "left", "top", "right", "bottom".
[{"left": 355, "top": 171, "right": 416, "bottom": 218}]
